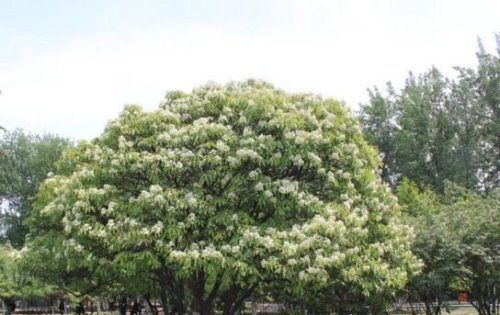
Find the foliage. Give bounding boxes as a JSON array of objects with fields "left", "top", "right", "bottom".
[
  {"left": 398, "top": 180, "right": 458, "bottom": 315},
  {"left": 0, "top": 245, "right": 18, "bottom": 315},
  {"left": 0, "top": 245, "right": 54, "bottom": 315},
  {"left": 360, "top": 35, "right": 499, "bottom": 192},
  {"left": 25, "top": 80, "right": 419, "bottom": 314},
  {"left": 399, "top": 180, "right": 500, "bottom": 315},
  {"left": 443, "top": 187, "right": 500, "bottom": 315},
  {"left": 0, "top": 130, "right": 71, "bottom": 247}
]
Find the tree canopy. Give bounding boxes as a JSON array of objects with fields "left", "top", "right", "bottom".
[
  {"left": 0, "top": 130, "right": 71, "bottom": 247},
  {"left": 25, "top": 80, "right": 419, "bottom": 314},
  {"left": 359, "top": 36, "right": 499, "bottom": 192},
  {"left": 398, "top": 179, "right": 500, "bottom": 315}
]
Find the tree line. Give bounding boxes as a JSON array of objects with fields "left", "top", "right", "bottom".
[
  {"left": 358, "top": 35, "right": 499, "bottom": 315},
  {"left": 0, "top": 36, "right": 499, "bottom": 315}
]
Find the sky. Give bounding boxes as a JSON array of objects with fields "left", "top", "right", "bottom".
[{"left": 0, "top": 0, "right": 499, "bottom": 140}]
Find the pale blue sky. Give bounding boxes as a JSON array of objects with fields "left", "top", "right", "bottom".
[{"left": 1, "top": 0, "right": 499, "bottom": 139}]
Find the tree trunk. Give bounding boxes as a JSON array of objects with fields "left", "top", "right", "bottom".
[
  {"left": 424, "top": 299, "right": 433, "bottom": 315},
  {"left": 220, "top": 283, "right": 258, "bottom": 315},
  {"left": 158, "top": 288, "right": 169, "bottom": 315},
  {"left": 4, "top": 298, "right": 16, "bottom": 315},
  {"left": 119, "top": 297, "right": 128, "bottom": 315},
  {"left": 190, "top": 270, "right": 216, "bottom": 315},
  {"left": 144, "top": 295, "right": 158, "bottom": 315},
  {"left": 157, "top": 265, "right": 186, "bottom": 315}
]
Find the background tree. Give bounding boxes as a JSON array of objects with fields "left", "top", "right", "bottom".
[
  {"left": 360, "top": 35, "right": 499, "bottom": 193},
  {"left": 0, "top": 245, "right": 53, "bottom": 315},
  {"left": 398, "top": 179, "right": 459, "bottom": 315},
  {"left": 0, "top": 129, "right": 71, "bottom": 247},
  {"left": 358, "top": 84, "right": 398, "bottom": 185},
  {"left": 26, "top": 80, "right": 419, "bottom": 315},
  {"left": 452, "top": 35, "right": 500, "bottom": 191},
  {"left": 398, "top": 179, "right": 500, "bottom": 315},
  {"left": 442, "top": 185, "right": 500, "bottom": 315},
  {"left": 0, "top": 245, "right": 19, "bottom": 315}
]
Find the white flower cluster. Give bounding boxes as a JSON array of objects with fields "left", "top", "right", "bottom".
[
  {"left": 241, "top": 229, "right": 276, "bottom": 249},
  {"left": 276, "top": 179, "right": 299, "bottom": 195},
  {"left": 169, "top": 245, "right": 224, "bottom": 263},
  {"left": 151, "top": 221, "right": 164, "bottom": 234},
  {"left": 284, "top": 129, "right": 324, "bottom": 145},
  {"left": 236, "top": 148, "right": 261, "bottom": 161},
  {"left": 185, "top": 192, "right": 197, "bottom": 206},
  {"left": 292, "top": 154, "right": 304, "bottom": 167}
]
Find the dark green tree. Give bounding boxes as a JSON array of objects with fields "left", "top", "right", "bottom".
[
  {"left": 0, "top": 129, "right": 71, "bottom": 247},
  {"left": 398, "top": 179, "right": 458, "bottom": 315},
  {"left": 360, "top": 36, "right": 499, "bottom": 193},
  {"left": 359, "top": 84, "right": 398, "bottom": 185},
  {"left": 395, "top": 68, "right": 453, "bottom": 192},
  {"left": 398, "top": 179, "right": 500, "bottom": 315},
  {"left": 452, "top": 35, "right": 500, "bottom": 191}
]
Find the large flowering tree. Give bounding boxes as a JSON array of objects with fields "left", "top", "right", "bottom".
[{"left": 27, "top": 80, "right": 419, "bottom": 314}]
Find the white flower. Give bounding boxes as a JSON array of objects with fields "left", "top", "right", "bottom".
[
  {"left": 107, "top": 219, "right": 115, "bottom": 229},
  {"left": 74, "top": 244, "right": 84, "bottom": 253},
  {"left": 93, "top": 229, "right": 107, "bottom": 238},
  {"left": 264, "top": 190, "right": 273, "bottom": 197},
  {"left": 243, "top": 127, "right": 253, "bottom": 137},
  {"left": 170, "top": 250, "right": 187, "bottom": 260},
  {"left": 154, "top": 194, "right": 166, "bottom": 205},
  {"left": 118, "top": 136, "right": 127, "bottom": 149},
  {"left": 285, "top": 131, "right": 295, "bottom": 139},
  {"left": 218, "top": 115, "right": 228, "bottom": 123},
  {"left": 236, "top": 148, "right": 260, "bottom": 160},
  {"left": 158, "top": 132, "right": 171, "bottom": 141},
  {"left": 152, "top": 221, "right": 164, "bottom": 234},
  {"left": 81, "top": 223, "right": 92, "bottom": 233},
  {"left": 307, "top": 266, "right": 321, "bottom": 274},
  {"left": 201, "top": 246, "right": 223, "bottom": 259},
  {"left": 216, "top": 140, "right": 230, "bottom": 152},
  {"left": 150, "top": 184, "right": 163, "bottom": 193},
  {"left": 186, "top": 192, "right": 197, "bottom": 206},
  {"left": 262, "top": 236, "right": 274, "bottom": 249},
  {"left": 307, "top": 153, "right": 322, "bottom": 165},
  {"left": 255, "top": 182, "right": 264, "bottom": 191},
  {"left": 227, "top": 157, "right": 240, "bottom": 167},
  {"left": 249, "top": 170, "right": 259, "bottom": 178},
  {"left": 292, "top": 155, "right": 304, "bottom": 167},
  {"left": 180, "top": 150, "right": 195, "bottom": 159},
  {"left": 277, "top": 179, "right": 298, "bottom": 195},
  {"left": 299, "top": 271, "right": 306, "bottom": 279}
]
